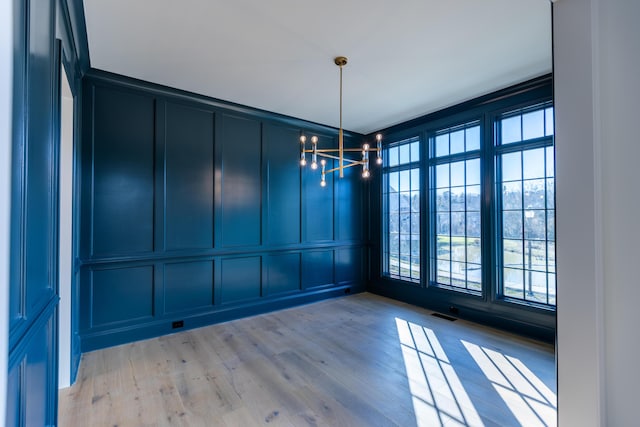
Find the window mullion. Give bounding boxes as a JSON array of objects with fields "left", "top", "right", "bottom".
[
  {"left": 421, "top": 132, "right": 428, "bottom": 288},
  {"left": 521, "top": 151, "right": 526, "bottom": 301},
  {"left": 544, "top": 151, "right": 549, "bottom": 305},
  {"left": 484, "top": 114, "right": 496, "bottom": 303}
]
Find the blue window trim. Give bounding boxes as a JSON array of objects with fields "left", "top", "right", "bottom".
[
  {"left": 494, "top": 102, "right": 556, "bottom": 308},
  {"left": 427, "top": 119, "right": 484, "bottom": 295},
  {"left": 367, "top": 74, "right": 555, "bottom": 342},
  {"left": 381, "top": 137, "right": 421, "bottom": 284}
]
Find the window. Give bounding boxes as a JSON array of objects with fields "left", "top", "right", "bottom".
[
  {"left": 377, "top": 79, "right": 555, "bottom": 318},
  {"left": 496, "top": 105, "right": 556, "bottom": 305},
  {"left": 382, "top": 137, "right": 420, "bottom": 282},
  {"left": 429, "top": 122, "right": 482, "bottom": 292}
]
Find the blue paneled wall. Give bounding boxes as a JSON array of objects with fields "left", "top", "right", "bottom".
[
  {"left": 7, "top": 0, "right": 83, "bottom": 423},
  {"left": 78, "top": 71, "right": 368, "bottom": 351}
]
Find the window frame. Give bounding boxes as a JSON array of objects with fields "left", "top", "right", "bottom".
[
  {"left": 373, "top": 76, "right": 556, "bottom": 335},
  {"left": 494, "top": 102, "right": 556, "bottom": 308},
  {"left": 427, "top": 120, "right": 484, "bottom": 296},
  {"left": 381, "top": 136, "right": 422, "bottom": 284}
]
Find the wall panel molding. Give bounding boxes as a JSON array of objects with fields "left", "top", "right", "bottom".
[
  {"left": 90, "top": 86, "right": 155, "bottom": 257},
  {"left": 8, "top": 0, "right": 62, "bottom": 422},
  {"left": 78, "top": 70, "right": 369, "bottom": 352},
  {"left": 84, "top": 68, "right": 363, "bottom": 140},
  {"left": 219, "top": 114, "right": 262, "bottom": 248},
  {"left": 89, "top": 265, "right": 154, "bottom": 328},
  {"left": 263, "top": 123, "right": 301, "bottom": 246},
  {"left": 164, "top": 101, "right": 215, "bottom": 251},
  {"left": 163, "top": 260, "right": 214, "bottom": 314},
  {"left": 265, "top": 252, "right": 301, "bottom": 296}
]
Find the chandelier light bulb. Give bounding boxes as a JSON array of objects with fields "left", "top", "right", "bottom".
[
  {"left": 362, "top": 170, "right": 370, "bottom": 178},
  {"left": 311, "top": 161, "right": 318, "bottom": 170},
  {"left": 376, "top": 133, "right": 382, "bottom": 142},
  {"left": 300, "top": 135, "right": 307, "bottom": 143},
  {"left": 363, "top": 143, "right": 370, "bottom": 151},
  {"left": 300, "top": 158, "right": 307, "bottom": 166},
  {"left": 311, "top": 135, "right": 318, "bottom": 144},
  {"left": 376, "top": 157, "right": 383, "bottom": 165}
]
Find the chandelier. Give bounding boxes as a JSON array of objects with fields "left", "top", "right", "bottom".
[{"left": 299, "top": 56, "right": 382, "bottom": 187}]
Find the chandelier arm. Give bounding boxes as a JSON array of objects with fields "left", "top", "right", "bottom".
[
  {"left": 339, "top": 157, "right": 363, "bottom": 164},
  {"left": 315, "top": 148, "right": 349, "bottom": 153},
  {"left": 343, "top": 148, "right": 379, "bottom": 152},
  {"left": 313, "top": 148, "right": 376, "bottom": 153},
  {"left": 317, "top": 152, "right": 362, "bottom": 164},
  {"left": 305, "top": 148, "right": 378, "bottom": 154},
  {"left": 324, "top": 161, "right": 362, "bottom": 175},
  {"left": 316, "top": 153, "right": 342, "bottom": 161}
]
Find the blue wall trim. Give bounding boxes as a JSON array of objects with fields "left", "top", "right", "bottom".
[
  {"left": 369, "top": 282, "right": 554, "bottom": 342},
  {"left": 6, "top": 0, "right": 80, "bottom": 422},
  {"left": 84, "top": 68, "right": 364, "bottom": 140},
  {"left": 370, "top": 75, "right": 553, "bottom": 138},
  {"left": 57, "top": 0, "right": 86, "bottom": 387},
  {"left": 6, "top": 300, "right": 58, "bottom": 427},
  {"left": 7, "top": 297, "right": 59, "bottom": 370},
  {"left": 57, "top": 0, "right": 81, "bottom": 90},
  {"left": 60, "top": 0, "right": 90, "bottom": 74},
  {"left": 81, "top": 285, "right": 358, "bottom": 351},
  {"left": 78, "top": 70, "right": 369, "bottom": 352}
]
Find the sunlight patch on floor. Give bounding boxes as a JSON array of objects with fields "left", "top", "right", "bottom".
[
  {"left": 462, "top": 340, "right": 556, "bottom": 427},
  {"left": 396, "top": 318, "right": 483, "bottom": 427}
]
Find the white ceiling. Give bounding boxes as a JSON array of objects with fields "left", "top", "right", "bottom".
[{"left": 83, "top": 0, "right": 551, "bottom": 134}]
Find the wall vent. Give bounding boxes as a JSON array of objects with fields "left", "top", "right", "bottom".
[{"left": 431, "top": 313, "right": 457, "bottom": 322}]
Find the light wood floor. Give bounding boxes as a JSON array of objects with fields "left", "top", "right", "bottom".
[{"left": 58, "top": 293, "right": 556, "bottom": 427}]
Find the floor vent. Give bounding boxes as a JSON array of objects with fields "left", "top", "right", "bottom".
[{"left": 432, "top": 312, "right": 457, "bottom": 322}]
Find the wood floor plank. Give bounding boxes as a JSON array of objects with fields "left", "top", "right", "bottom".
[{"left": 59, "top": 293, "right": 556, "bottom": 426}]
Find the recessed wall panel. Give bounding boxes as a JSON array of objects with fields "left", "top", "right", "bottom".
[
  {"left": 165, "top": 103, "right": 214, "bottom": 250},
  {"left": 7, "top": 312, "right": 57, "bottom": 427},
  {"left": 24, "top": 316, "right": 54, "bottom": 427},
  {"left": 164, "top": 260, "right": 214, "bottom": 313},
  {"left": 264, "top": 124, "right": 301, "bottom": 245},
  {"left": 92, "top": 87, "right": 155, "bottom": 255},
  {"left": 303, "top": 135, "right": 334, "bottom": 242},
  {"left": 220, "top": 115, "right": 261, "bottom": 247},
  {"left": 220, "top": 256, "right": 261, "bottom": 303},
  {"left": 78, "top": 72, "right": 369, "bottom": 352},
  {"left": 6, "top": 359, "right": 22, "bottom": 427},
  {"left": 91, "top": 266, "right": 154, "bottom": 326},
  {"left": 267, "top": 253, "right": 300, "bottom": 295},
  {"left": 336, "top": 156, "right": 363, "bottom": 241},
  {"left": 336, "top": 247, "right": 362, "bottom": 284},
  {"left": 302, "top": 250, "right": 334, "bottom": 289}
]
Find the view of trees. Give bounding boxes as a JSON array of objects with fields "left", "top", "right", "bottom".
[
  {"left": 383, "top": 106, "right": 556, "bottom": 306},
  {"left": 500, "top": 145, "right": 556, "bottom": 305},
  {"left": 384, "top": 138, "right": 420, "bottom": 282},
  {"left": 431, "top": 154, "right": 482, "bottom": 292}
]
